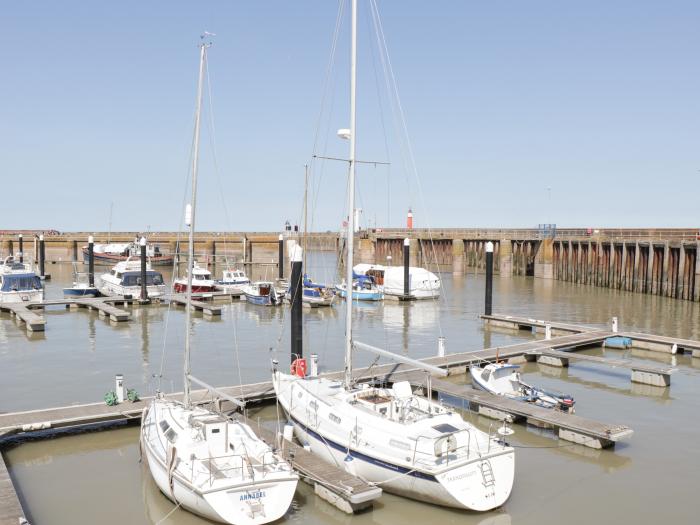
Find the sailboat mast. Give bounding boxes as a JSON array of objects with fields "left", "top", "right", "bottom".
[
  {"left": 184, "top": 41, "right": 207, "bottom": 408},
  {"left": 343, "top": 0, "right": 358, "bottom": 389},
  {"left": 303, "top": 164, "right": 308, "bottom": 269}
]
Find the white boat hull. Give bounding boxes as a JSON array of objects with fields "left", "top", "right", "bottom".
[
  {"left": 274, "top": 373, "right": 514, "bottom": 511},
  {"left": 141, "top": 403, "right": 298, "bottom": 525},
  {"left": 0, "top": 290, "right": 43, "bottom": 304}
]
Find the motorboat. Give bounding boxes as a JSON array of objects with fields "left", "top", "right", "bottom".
[
  {"left": 353, "top": 263, "right": 441, "bottom": 299},
  {"left": 216, "top": 268, "right": 250, "bottom": 294},
  {"left": 98, "top": 258, "right": 166, "bottom": 298},
  {"left": 63, "top": 266, "right": 99, "bottom": 297},
  {"left": 335, "top": 275, "right": 383, "bottom": 301},
  {"left": 0, "top": 256, "right": 43, "bottom": 304},
  {"left": 242, "top": 281, "right": 283, "bottom": 306},
  {"left": 173, "top": 261, "right": 216, "bottom": 293},
  {"left": 295, "top": 275, "right": 335, "bottom": 307},
  {"left": 140, "top": 37, "right": 298, "bottom": 525},
  {"left": 470, "top": 362, "right": 575, "bottom": 413}
]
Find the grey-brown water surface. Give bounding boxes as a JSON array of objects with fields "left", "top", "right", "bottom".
[{"left": 2, "top": 252, "right": 700, "bottom": 524}]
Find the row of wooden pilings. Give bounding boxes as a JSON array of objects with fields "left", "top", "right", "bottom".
[
  {"left": 370, "top": 236, "right": 700, "bottom": 302},
  {"left": 552, "top": 240, "right": 700, "bottom": 301}
]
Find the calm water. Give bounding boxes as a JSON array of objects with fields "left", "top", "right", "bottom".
[{"left": 3, "top": 252, "right": 700, "bottom": 524}]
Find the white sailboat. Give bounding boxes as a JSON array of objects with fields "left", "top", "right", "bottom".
[
  {"left": 140, "top": 36, "right": 298, "bottom": 525},
  {"left": 273, "top": 0, "right": 514, "bottom": 511}
]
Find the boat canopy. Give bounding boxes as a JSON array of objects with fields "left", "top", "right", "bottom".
[
  {"left": 1, "top": 273, "right": 42, "bottom": 292},
  {"left": 120, "top": 271, "right": 164, "bottom": 287}
]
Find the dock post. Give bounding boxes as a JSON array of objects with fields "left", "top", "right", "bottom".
[
  {"left": 115, "top": 374, "right": 125, "bottom": 403},
  {"left": 140, "top": 237, "right": 148, "bottom": 302},
  {"left": 88, "top": 236, "right": 95, "bottom": 287},
  {"left": 545, "top": 324, "right": 552, "bottom": 340},
  {"left": 612, "top": 316, "right": 619, "bottom": 333},
  {"left": 278, "top": 234, "right": 284, "bottom": 280},
  {"left": 485, "top": 241, "right": 494, "bottom": 315},
  {"left": 39, "top": 234, "right": 45, "bottom": 277},
  {"left": 18, "top": 234, "right": 23, "bottom": 263},
  {"left": 309, "top": 353, "right": 319, "bottom": 377},
  {"left": 437, "top": 336, "right": 446, "bottom": 357},
  {"left": 290, "top": 244, "right": 303, "bottom": 363},
  {"left": 403, "top": 238, "right": 410, "bottom": 297}
]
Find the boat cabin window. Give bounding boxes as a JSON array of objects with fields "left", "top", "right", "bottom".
[
  {"left": 121, "top": 271, "right": 164, "bottom": 286},
  {"left": 0, "top": 274, "right": 42, "bottom": 292},
  {"left": 481, "top": 369, "right": 492, "bottom": 381},
  {"left": 259, "top": 284, "right": 271, "bottom": 294}
]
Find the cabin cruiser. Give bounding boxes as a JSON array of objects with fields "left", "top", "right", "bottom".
[
  {"left": 98, "top": 258, "right": 166, "bottom": 298},
  {"left": 173, "top": 261, "right": 216, "bottom": 293},
  {"left": 353, "top": 264, "right": 440, "bottom": 299},
  {"left": 215, "top": 268, "right": 250, "bottom": 294},
  {"left": 242, "top": 281, "right": 283, "bottom": 306},
  {"left": 0, "top": 256, "right": 43, "bottom": 303},
  {"left": 470, "top": 362, "right": 575, "bottom": 412}
]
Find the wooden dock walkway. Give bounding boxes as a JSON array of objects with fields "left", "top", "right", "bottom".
[
  {"left": 0, "top": 452, "right": 26, "bottom": 525},
  {"left": 243, "top": 416, "right": 381, "bottom": 512},
  {"left": 398, "top": 372, "right": 632, "bottom": 449},
  {"left": 526, "top": 348, "right": 675, "bottom": 386},
  {"left": 164, "top": 294, "right": 223, "bottom": 316},
  {"left": 484, "top": 312, "right": 700, "bottom": 357},
  {"left": 0, "top": 303, "right": 46, "bottom": 332}
]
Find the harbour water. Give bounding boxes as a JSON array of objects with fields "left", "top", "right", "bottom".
[{"left": 2, "top": 251, "right": 699, "bottom": 524}]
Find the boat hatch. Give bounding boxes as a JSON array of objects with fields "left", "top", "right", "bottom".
[
  {"left": 159, "top": 420, "right": 178, "bottom": 443},
  {"left": 432, "top": 423, "right": 459, "bottom": 434}
]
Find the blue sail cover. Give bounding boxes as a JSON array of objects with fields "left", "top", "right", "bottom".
[{"left": 1, "top": 273, "right": 42, "bottom": 292}]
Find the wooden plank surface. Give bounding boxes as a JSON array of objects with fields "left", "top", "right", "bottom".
[
  {"left": 0, "top": 452, "right": 26, "bottom": 525},
  {"left": 530, "top": 348, "right": 675, "bottom": 374},
  {"left": 242, "top": 416, "right": 381, "bottom": 502}
]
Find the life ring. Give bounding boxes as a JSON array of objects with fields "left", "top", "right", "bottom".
[{"left": 291, "top": 358, "right": 307, "bottom": 378}]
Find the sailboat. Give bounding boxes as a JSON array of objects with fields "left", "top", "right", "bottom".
[
  {"left": 273, "top": 1, "right": 514, "bottom": 510},
  {"left": 140, "top": 36, "right": 298, "bottom": 525}
]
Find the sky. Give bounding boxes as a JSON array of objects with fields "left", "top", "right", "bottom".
[{"left": 1, "top": 1, "right": 698, "bottom": 232}]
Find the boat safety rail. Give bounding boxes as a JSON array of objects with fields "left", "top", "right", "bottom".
[
  {"left": 193, "top": 452, "right": 293, "bottom": 488},
  {"left": 410, "top": 428, "right": 473, "bottom": 467}
]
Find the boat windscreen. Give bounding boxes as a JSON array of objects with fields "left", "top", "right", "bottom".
[
  {"left": 121, "top": 271, "right": 164, "bottom": 287},
  {"left": 1, "top": 274, "right": 42, "bottom": 292}
]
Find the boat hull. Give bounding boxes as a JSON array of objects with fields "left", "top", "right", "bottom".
[
  {"left": 142, "top": 412, "right": 297, "bottom": 524},
  {"left": 0, "top": 290, "right": 43, "bottom": 304},
  {"left": 274, "top": 373, "right": 514, "bottom": 511},
  {"left": 173, "top": 283, "right": 217, "bottom": 293},
  {"left": 244, "top": 293, "right": 279, "bottom": 306},
  {"left": 62, "top": 287, "right": 100, "bottom": 297},
  {"left": 335, "top": 287, "right": 383, "bottom": 301}
]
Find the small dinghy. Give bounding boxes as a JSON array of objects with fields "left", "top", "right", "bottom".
[{"left": 470, "top": 362, "right": 575, "bottom": 413}]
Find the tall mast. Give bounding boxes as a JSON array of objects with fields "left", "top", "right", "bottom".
[
  {"left": 343, "top": 0, "right": 358, "bottom": 389},
  {"left": 303, "top": 164, "right": 309, "bottom": 270},
  {"left": 184, "top": 40, "right": 207, "bottom": 408}
]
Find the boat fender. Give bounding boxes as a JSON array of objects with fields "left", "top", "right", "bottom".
[{"left": 291, "top": 358, "right": 307, "bottom": 378}]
